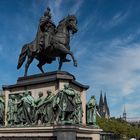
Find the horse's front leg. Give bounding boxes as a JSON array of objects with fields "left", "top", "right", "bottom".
[
  {"left": 55, "top": 43, "right": 77, "bottom": 67},
  {"left": 24, "top": 56, "right": 33, "bottom": 76},
  {"left": 68, "top": 51, "right": 77, "bottom": 67}
]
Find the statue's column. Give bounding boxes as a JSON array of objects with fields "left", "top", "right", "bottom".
[
  {"left": 81, "top": 89, "right": 86, "bottom": 126},
  {"left": 4, "top": 90, "right": 10, "bottom": 126}
]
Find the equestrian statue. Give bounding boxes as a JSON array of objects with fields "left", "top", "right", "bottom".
[{"left": 17, "top": 7, "right": 78, "bottom": 76}]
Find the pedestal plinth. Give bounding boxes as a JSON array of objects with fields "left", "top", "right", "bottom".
[{"left": 0, "top": 126, "right": 102, "bottom": 140}]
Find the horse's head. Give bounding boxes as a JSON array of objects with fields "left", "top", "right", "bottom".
[{"left": 66, "top": 15, "right": 78, "bottom": 34}]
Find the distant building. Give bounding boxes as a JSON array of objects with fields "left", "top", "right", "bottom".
[
  {"left": 98, "top": 91, "right": 110, "bottom": 119},
  {"left": 121, "top": 107, "right": 140, "bottom": 127},
  {"left": 123, "top": 106, "right": 127, "bottom": 121},
  {"left": 121, "top": 107, "right": 140, "bottom": 128}
]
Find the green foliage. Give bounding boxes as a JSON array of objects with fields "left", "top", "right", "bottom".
[{"left": 97, "top": 117, "right": 140, "bottom": 139}]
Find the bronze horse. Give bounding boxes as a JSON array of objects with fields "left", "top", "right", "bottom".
[{"left": 17, "top": 15, "right": 78, "bottom": 76}]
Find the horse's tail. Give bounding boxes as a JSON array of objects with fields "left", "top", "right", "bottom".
[{"left": 17, "top": 44, "right": 28, "bottom": 69}]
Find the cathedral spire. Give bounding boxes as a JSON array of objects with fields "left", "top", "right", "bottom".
[
  {"left": 99, "top": 90, "right": 104, "bottom": 107},
  {"left": 98, "top": 91, "right": 110, "bottom": 119},
  {"left": 104, "top": 92, "right": 110, "bottom": 118},
  {"left": 104, "top": 92, "right": 107, "bottom": 107}
]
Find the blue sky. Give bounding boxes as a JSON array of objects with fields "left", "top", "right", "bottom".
[{"left": 0, "top": 0, "right": 140, "bottom": 118}]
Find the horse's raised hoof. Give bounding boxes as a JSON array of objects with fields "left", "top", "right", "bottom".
[{"left": 74, "top": 61, "right": 77, "bottom": 67}]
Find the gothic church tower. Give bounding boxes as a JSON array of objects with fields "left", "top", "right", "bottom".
[{"left": 98, "top": 91, "right": 110, "bottom": 119}]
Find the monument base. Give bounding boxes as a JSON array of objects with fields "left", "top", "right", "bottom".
[
  {"left": 0, "top": 126, "right": 102, "bottom": 140},
  {"left": 2, "top": 71, "right": 102, "bottom": 139}
]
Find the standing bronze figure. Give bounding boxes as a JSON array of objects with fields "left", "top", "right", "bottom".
[{"left": 17, "top": 8, "right": 78, "bottom": 76}]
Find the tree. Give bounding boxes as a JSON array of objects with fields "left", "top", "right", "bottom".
[{"left": 97, "top": 117, "right": 140, "bottom": 139}]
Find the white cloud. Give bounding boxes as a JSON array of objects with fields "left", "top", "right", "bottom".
[
  {"left": 74, "top": 31, "right": 140, "bottom": 117},
  {"left": 54, "top": 0, "right": 62, "bottom": 8},
  {"left": 110, "top": 30, "right": 140, "bottom": 47},
  {"left": 79, "top": 15, "right": 95, "bottom": 35},
  {"left": 98, "top": 11, "right": 129, "bottom": 30},
  {"left": 125, "top": 103, "right": 140, "bottom": 117},
  {"left": 69, "top": 0, "right": 84, "bottom": 15},
  {"left": 111, "top": 11, "right": 129, "bottom": 26},
  {"left": 47, "top": 0, "right": 64, "bottom": 23},
  {"left": 91, "top": 44, "right": 140, "bottom": 96}
]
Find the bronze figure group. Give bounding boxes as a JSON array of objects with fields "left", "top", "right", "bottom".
[
  {"left": 7, "top": 85, "right": 83, "bottom": 126},
  {"left": 0, "top": 86, "right": 97, "bottom": 127}
]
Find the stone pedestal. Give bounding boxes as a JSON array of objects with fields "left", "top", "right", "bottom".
[
  {"left": 0, "top": 126, "right": 102, "bottom": 140},
  {"left": 3, "top": 71, "right": 89, "bottom": 126},
  {"left": 2, "top": 71, "right": 102, "bottom": 140}
]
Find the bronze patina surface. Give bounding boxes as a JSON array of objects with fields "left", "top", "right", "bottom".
[{"left": 17, "top": 8, "right": 78, "bottom": 76}]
